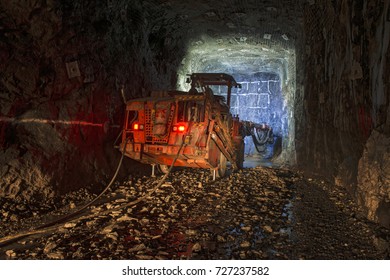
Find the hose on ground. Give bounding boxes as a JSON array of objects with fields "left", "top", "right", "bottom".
[
  {"left": 0, "top": 137, "right": 186, "bottom": 247},
  {"left": 0, "top": 138, "right": 130, "bottom": 247}
]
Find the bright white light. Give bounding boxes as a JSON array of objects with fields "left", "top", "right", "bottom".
[{"left": 176, "top": 35, "right": 297, "bottom": 164}]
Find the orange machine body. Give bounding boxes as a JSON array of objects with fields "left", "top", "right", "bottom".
[{"left": 119, "top": 73, "right": 245, "bottom": 175}]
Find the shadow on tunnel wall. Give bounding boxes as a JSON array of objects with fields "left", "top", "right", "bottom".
[{"left": 0, "top": 0, "right": 189, "bottom": 202}]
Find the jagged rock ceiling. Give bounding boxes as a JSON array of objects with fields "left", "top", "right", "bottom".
[
  {"left": 144, "top": 0, "right": 302, "bottom": 44},
  {"left": 143, "top": 0, "right": 303, "bottom": 76}
]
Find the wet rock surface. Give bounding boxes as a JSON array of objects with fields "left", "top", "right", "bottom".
[{"left": 0, "top": 167, "right": 388, "bottom": 260}]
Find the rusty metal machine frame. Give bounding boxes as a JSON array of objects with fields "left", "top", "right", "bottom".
[{"left": 119, "top": 73, "right": 244, "bottom": 177}]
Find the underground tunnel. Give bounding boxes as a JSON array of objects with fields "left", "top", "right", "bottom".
[{"left": 0, "top": 0, "right": 389, "bottom": 260}]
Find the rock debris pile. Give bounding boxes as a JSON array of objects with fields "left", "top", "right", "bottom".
[{"left": 0, "top": 167, "right": 388, "bottom": 260}]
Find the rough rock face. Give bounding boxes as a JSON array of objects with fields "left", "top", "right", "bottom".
[
  {"left": 0, "top": 0, "right": 186, "bottom": 201},
  {"left": 298, "top": 0, "right": 390, "bottom": 227},
  {"left": 357, "top": 130, "right": 390, "bottom": 228},
  {"left": 298, "top": 0, "right": 373, "bottom": 176},
  {"left": 0, "top": 145, "right": 55, "bottom": 204}
]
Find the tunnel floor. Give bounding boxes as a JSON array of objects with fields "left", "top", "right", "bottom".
[
  {"left": 0, "top": 166, "right": 389, "bottom": 260},
  {"left": 243, "top": 154, "right": 276, "bottom": 169}
]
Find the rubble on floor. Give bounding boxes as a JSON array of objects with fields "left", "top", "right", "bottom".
[{"left": 0, "top": 167, "right": 388, "bottom": 260}]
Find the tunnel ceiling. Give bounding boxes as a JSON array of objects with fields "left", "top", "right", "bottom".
[
  {"left": 145, "top": 0, "right": 303, "bottom": 45},
  {"left": 144, "top": 0, "right": 303, "bottom": 79}
]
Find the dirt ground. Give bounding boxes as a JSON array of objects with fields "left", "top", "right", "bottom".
[{"left": 0, "top": 165, "right": 388, "bottom": 260}]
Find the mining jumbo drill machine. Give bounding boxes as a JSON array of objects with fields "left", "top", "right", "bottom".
[{"left": 118, "top": 73, "right": 273, "bottom": 179}]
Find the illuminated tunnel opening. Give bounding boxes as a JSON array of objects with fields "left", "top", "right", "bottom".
[
  {"left": 176, "top": 38, "right": 297, "bottom": 166},
  {"left": 212, "top": 72, "right": 285, "bottom": 158}
]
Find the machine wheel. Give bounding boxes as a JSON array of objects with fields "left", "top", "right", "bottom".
[
  {"left": 157, "top": 164, "right": 170, "bottom": 174},
  {"left": 210, "top": 151, "right": 227, "bottom": 178},
  {"left": 236, "top": 140, "right": 245, "bottom": 169},
  {"left": 218, "top": 152, "right": 227, "bottom": 177}
]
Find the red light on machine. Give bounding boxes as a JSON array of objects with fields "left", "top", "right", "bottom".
[
  {"left": 172, "top": 124, "right": 187, "bottom": 132},
  {"left": 178, "top": 125, "right": 185, "bottom": 132},
  {"left": 132, "top": 123, "right": 144, "bottom": 130}
]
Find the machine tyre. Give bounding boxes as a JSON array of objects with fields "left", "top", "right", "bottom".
[
  {"left": 236, "top": 140, "right": 245, "bottom": 169},
  {"left": 218, "top": 152, "right": 227, "bottom": 177},
  {"left": 210, "top": 151, "right": 227, "bottom": 178}
]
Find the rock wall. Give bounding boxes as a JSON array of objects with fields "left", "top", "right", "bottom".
[
  {"left": 0, "top": 1, "right": 187, "bottom": 201},
  {"left": 358, "top": 130, "right": 390, "bottom": 228},
  {"left": 299, "top": 0, "right": 390, "bottom": 227}
]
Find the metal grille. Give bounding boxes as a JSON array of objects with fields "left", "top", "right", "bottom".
[
  {"left": 145, "top": 108, "right": 153, "bottom": 141},
  {"left": 145, "top": 104, "right": 175, "bottom": 144}
]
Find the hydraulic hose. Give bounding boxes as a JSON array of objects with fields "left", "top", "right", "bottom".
[
  {"left": 0, "top": 136, "right": 186, "bottom": 248},
  {"left": 252, "top": 128, "right": 272, "bottom": 153},
  {"left": 0, "top": 138, "right": 130, "bottom": 247}
]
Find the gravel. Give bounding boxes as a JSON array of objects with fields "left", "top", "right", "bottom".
[{"left": 0, "top": 167, "right": 388, "bottom": 260}]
